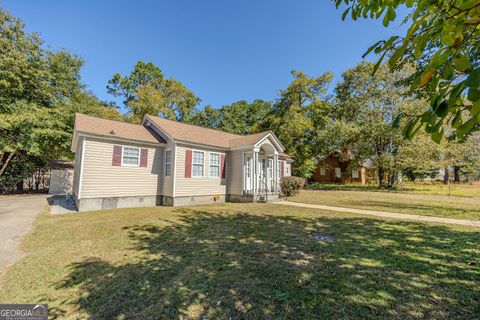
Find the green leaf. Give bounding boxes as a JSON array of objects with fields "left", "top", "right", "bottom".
[
  {"left": 468, "top": 88, "right": 480, "bottom": 102},
  {"left": 402, "top": 117, "right": 419, "bottom": 139},
  {"left": 372, "top": 50, "right": 387, "bottom": 75},
  {"left": 470, "top": 101, "right": 480, "bottom": 117},
  {"left": 388, "top": 43, "right": 406, "bottom": 68},
  {"left": 453, "top": 55, "right": 471, "bottom": 71},
  {"left": 414, "top": 36, "right": 427, "bottom": 58},
  {"left": 392, "top": 113, "right": 402, "bottom": 128},
  {"left": 465, "top": 69, "right": 480, "bottom": 88},
  {"left": 457, "top": 117, "right": 477, "bottom": 138},
  {"left": 451, "top": 111, "right": 463, "bottom": 128},
  {"left": 431, "top": 128, "right": 444, "bottom": 143},
  {"left": 342, "top": 7, "right": 351, "bottom": 20},
  {"left": 362, "top": 41, "right": 381, "bottom": 59},
  {"left": 434, "top": 100, "right": 449, "bottom": 118}
]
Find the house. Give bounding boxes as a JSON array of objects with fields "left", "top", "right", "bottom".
[
  {"left": 310, "top": 152, "right": 367, "bottom": 185},
  {"left": 71, "top": 113, "right": 293, "bottom": 211}
]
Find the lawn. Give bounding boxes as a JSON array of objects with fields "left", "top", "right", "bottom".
[
  {"left": 0, "top": 204, "right": 479, "bottom": 319},
  {"left": 290, "top": 190, "right": 480, "bottom": 221},
  {"left": 307, "top": 182, "right": 480, "bottom": 197}
]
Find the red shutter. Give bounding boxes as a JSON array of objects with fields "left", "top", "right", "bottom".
[
  {"left": 112, "top": 145, "right": 122, "bottom": 166},
  {"left": 281, "top": 161, "right": 285, "bottom": 178},
  {"left": 185, "top": 149, "right": 192, "bottom": 178},
  {"left": 221, "top": 154, "right": 226, "bottom": 179},
  {"left": 140, "top": 148, "right": 148, "bottom": 167}
]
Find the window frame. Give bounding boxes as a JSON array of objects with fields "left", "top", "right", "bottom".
[
  {"left": 320, "top": 167, "right": 326, "bottom": 176},
  {"left": 208, "top": 152, "right": 221, "bottom": 178},
  {"left": 268, "top": 159, "right": 273, "bottom": 179},
  {"left": 191, "top": 150, "right": 205, "bottom": 177},
  {"left": 352, "top": 168, "right": 359, "bottom": 179},
  {"left": 121, "top": 146, "right": 140, "bottom": 167},
  {"left": 335, "top": 167, "right": 341, "bottom": 178},
  {"left": 164, "top": 149, "right": 172, "bottom": 176}
]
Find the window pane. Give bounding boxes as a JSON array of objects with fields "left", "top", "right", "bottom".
[
  {"left": 122, "top": 147, "right": 139, "bottom": 166},
  {"left": 193, "top": 151, "right": 204, "bottom": 165},
  {"left": 193, "top": 164, "right": 203, "bottom": 176},
  {"left": 210, "top": 166, "right": 220, "bottom": 177},
  {"left": 352, "top": 169, "right": 359, "bottom": 178},
  {"left": 335, "top": 168, "right": 341, "bottom": 178}
]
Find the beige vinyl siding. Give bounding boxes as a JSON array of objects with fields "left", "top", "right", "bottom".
[
  {"left": 161, "top": 141, "right": 175, "bottom": 196},
  {"left": 229, "top": 150, "right": 244, "bottom": 195},
  {"left": 72, "top": 136, "right": 83, "bottom": 197},
  {"left": 80, "top": 137, "right": 163, "bottom": 198},
  {"left": 175, "top": 145, "right": 227, "bottom": 196}
]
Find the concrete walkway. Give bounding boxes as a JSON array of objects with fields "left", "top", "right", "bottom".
[
  {"left": 277, "top": 200, "right": 480, "bottom": 228},
  {"left": 0, "top": 195, "right": 47, "bottom": 270}
]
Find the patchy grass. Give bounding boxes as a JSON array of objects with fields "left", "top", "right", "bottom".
[
  {"left": 307, "top": 182, "right": 480, "bottom": 197},
  {"left": 0, "top": 203, "right": 479, "bottom": 319},
  {"left": 290, "top": 190, "right": 480, "bottom": 221}
]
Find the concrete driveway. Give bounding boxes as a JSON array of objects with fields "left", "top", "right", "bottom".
[{"left": 0, "top": 195, "right": 48, "bottom": 270}]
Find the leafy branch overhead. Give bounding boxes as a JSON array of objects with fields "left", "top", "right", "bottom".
[{"left": 336, "top": 0, "right": 480, "bottom": 141}]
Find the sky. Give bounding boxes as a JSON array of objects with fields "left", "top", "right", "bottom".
[{"left": 3, "top": 0, "right": 409, "bottom": 111}]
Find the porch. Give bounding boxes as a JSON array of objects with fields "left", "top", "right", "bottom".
[{"left": 241, "top": 143, "right": 281, "bottom": 202}]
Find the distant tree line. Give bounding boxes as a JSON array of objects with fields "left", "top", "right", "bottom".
[{"left": 1, "top": 7, "right": 479, "bottom": 193}]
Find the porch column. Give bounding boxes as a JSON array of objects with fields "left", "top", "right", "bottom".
[
  {"left": 273, "top": 153, "right": 278, "bottom": 192},
  {"left": 253, "top": 150, "right": 258, "bottom": 194}
]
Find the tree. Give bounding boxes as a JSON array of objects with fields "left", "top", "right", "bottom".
[
  {"left": 0, "top": 9, "right": 121, "bottom": 190},
  {"left": 107, "top": 62, "right": 200, "bottom": 122},
  {"left": 217, "top": 100, "right": 271, "bottom": 134},
  {"left": 335, "top": 0, "right": 480, "bottom": 141},
  {"left": 189, "top": 105, "right": 221, "bottom": 128},
  {"left": 331, "top": 62, "right": 429, "bottom": 188},
  {"left": 264, "top": 70, "right": 333, "bottom": 178}
]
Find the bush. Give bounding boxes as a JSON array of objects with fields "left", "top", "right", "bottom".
[{"left": 280, "top": 176, "right": 305, "bottom": 197}]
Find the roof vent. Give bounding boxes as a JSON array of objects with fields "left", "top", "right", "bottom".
[{"left": 109, "top": 130, "right": 116, "bottom": 135}]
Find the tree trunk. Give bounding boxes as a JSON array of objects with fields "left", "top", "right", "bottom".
[
  {"left": 443, "top": 167, "right": 449, "bottom": 184},
  {"left": 454, "top": 166, "right": 461, "bottom": 183},
  {"left": 378, "top": 167, "right": 385, "bottom": 188},
  {"left": 387, "top": 170, "right": 397, "bottom": 189},
  {"left": 0, "top": 152, "right": 15, "bottom": 176}
]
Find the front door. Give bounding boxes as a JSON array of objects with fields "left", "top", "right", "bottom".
[
  {"left": 259, "top": 158, "right": 266, "bottom": 191},
  {"left": 267, "top": 159, "right": 273, "bottom": 191},
  {"left": 244, "top": 156, "right": 252, "bottom": 192}
]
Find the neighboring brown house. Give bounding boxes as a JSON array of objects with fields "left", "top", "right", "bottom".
[{"left": 310, "top": 152, "right": 367, "bottom": 185}]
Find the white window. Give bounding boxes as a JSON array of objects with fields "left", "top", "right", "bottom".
[
  {"left": 192, "top": 151, "right": 205, "bottom": 177},
  {"left": 164, "top": 149, "right": 171, "bottom": 176},
  {"left": 122, "top": 147, "right": 140, "bottom": 166},
  {"left": 335, "top": 167, "right": 341, "bottom": 178},
  {"left": 286, "top": 163, "right": 290, "bottom": 176},
  {"left": 320, "top": 167, "right": 326, "bottom": 176},
  {"left": 352, "top": 168, "right": 359, "bottom": 179},
  {"left": 246, "top": 157, "right": 251, "bottom": 178},
  {"left": 209, "top": 153, "right": 220, "bottom": 177}
]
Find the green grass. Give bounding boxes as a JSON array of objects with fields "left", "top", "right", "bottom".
[
  {"left": 307, "top": 182, "right": 480, "bottom": 197},
  {"left": 291, "top": 190, "right": 480, "bottom": 221},
  {"left": 0, "top": 203, "right": 479, "bottom": 319}
]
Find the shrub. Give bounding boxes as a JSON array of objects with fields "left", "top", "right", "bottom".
[{"left": 280, "top": 176, "right": 305, "bottom": 197}]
